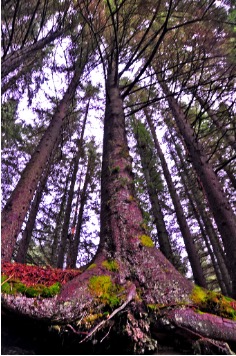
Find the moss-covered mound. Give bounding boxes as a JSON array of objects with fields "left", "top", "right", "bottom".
[
  {"left": 1, "top": 262, "right": 82, "bottom": 298},
  {"left": 1, "top": 275, "right": 61, "bottom": 298},
  {"left": 191, "top": 285, "right": 236, "bottom": 320}
]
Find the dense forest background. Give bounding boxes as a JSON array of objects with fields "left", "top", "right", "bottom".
[
  {"left": 1, "top": 0, "right": 236, "bottom": 354},
  {"left": 2, "top": 0, "right": 235, "bottom": 292}
]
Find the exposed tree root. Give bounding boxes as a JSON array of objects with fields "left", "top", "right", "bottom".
[{"left": 2, "top": 252, "right": 236, "bottom": 354}]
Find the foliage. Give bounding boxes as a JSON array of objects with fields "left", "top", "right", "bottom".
[{"left": 1, "top": 262, "right": 81, "bottom": 287}]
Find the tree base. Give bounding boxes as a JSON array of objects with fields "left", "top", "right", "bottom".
[
  {"left": 2, "top": 305, "right": 235, "bottom": 355},
  {"left": 1, "top": 249, "right": 236, "bottom": 354}
]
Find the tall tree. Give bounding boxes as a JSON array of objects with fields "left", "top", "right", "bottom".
[
  {"left": 57, "top": 103, "right": 89, "bottom": 268},
  {"left": 2, "top": 1, "right": 236, "bottom": 354},
  {"left": 132, "top": 118, "right": 175, "bottom": 265},
  {"left": 66, "top": 140, "right": 99, "bottom": 268},
  {"left": 1, "top": 59, "right": 86, "bottom": 261},
  {"left": 156, "top": 74, "right": 236, "bottom": 297},
  {"left": 169, "top": 136, "right": 232, "bottom": 295},
  {"left": 144, "top": 108, "right": 207, "bottom": 287}
]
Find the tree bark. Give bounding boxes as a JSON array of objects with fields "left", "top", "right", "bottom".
[
  {"left": 133, "top": 118, "right": 174, "bottom": 265},
  {"left": 1, "top": 66, "right": 83, "bottom": 262},
  {"left": 170, "top": 137, "right": 232, "bottom": 295},
  {"left": 66, "top": 147, "right": 96, "bottom": 269},
  {"left": 158, "top": 77, "right": 236, "bottom": 298},
  {"left": 55, "top": 62, "right": 193, "bottom": 312},
  {"left": 50, "top": 164, "right": 72, "bottom": 267},
  {"left": 146, "top": 112, "right": 207, "bottom": 288},
  {"left": 57, "top": 106, "right": 88, "bottom": 268},
  {"left": 14, "top": 167, "right": 48, "bottom": 263}
]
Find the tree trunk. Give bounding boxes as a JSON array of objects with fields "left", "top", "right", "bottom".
[
  {"left": 158, "top": 77, "right": 236, "bottom": 298},
  {"left": 1, "top": 66, "right": 83, "bottom": 262},
  {"left": 56, "top": 61, "right": 196, "bottom": 324},
  {"left": 146, "top": 112, "right": 207, "bottom": 288},
  {"left": 57, "top": 106, "right": 88, "bottom": 268},
  {"left": 133, "top": 118, "right": 174, "bottom": 265},
  {"left": 170, "top": 135, "right": 232, "bottom": 295},
  {"left": 171, "top": 143, "right": 228, "bottom": 293},
  {"left": 2, "top": 62, "right": 236, "bottom": 355},
  {"left": 57, "top": 152, "right": 81, "bottom": 269},
  {"left": 66, "top": 147, "right": 96, "bottom": 268},
  {"left": 14, "top": 168, "right": 48, "bottom": 263},
  {"left": 50, "top": 164, "right": 72, "bottom": 267}
]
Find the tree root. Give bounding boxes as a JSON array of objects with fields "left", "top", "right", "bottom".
[{"left": 80, "top": 283, "right": 136, "bottom": 343}]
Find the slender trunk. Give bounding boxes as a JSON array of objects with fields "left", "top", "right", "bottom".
[
  {"left": 196, "top": 220, "right": 225, "bottom": 293},
  {"left": 172, "top": 137, "right": 232, "bottom": 295},
  {"left": 133, "top": 118, "right": 174, "bottom": 265},
  {"left": 50, "top": 166, "right": 72, "bottom": 267},
  {"left": 146, "top": 113, "right": 207, "bottom": 287},
  {"left": 66, "top": 153, "right": 95, "bottom": 269},
  {"left": 1, "top": 66, "right": 82, "bottom": 261},
  {"left": 159, "top": 78, "right": 236, "bottom": 297},
  {"left": 175, "top": 149, "right": 227, "bottom": 293},
  {"left": 57, "top": 107, "right": 88, "bottom": 268},
  {"left": 65, "top": 170, "right": 84, "bottom": 268},
  {"left": 14, "top": 170, "right": 48, "bottom": 263},
  {"left": 193, "top": 199, "right": 232, "bottom": 294},
  {"left": 56, "top": 153, "right": 81, "bottom": 268},
  {"left": 170, "top": 126, "right": 231, "bottom": 295},
  {"left": 15, "top": 135, "right": 62, "bottom": 264}
]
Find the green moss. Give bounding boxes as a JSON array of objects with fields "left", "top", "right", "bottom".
[
  {"left": 1, "top": 275, "right": 8, "bottom": 284},
  {"left": 102, "top": 260, "right": 119, "bottom": 272},
  {"left": 1, "top": 281, "right": 12, "bottom": 294},
  {"left": 83, "top": 313, "right": 103, "bottom": 327},
  {"left": 41, "top": 282, "right": 61, "bottom": 297},
  {"left": 191, "top": 285, "right": 236, "bottom": 320},
  {"left": 88, "top": 275, "right": 124, "bottom": 308},
  {"left": 87, "top": 263, "right": 97, "bottom": 270},
  {"left": 14, "top": 282, "right": 27, "bottom": 294},
  {"left": 1, "top": 275, "right": 61, "bottom": 298},
  {"left": 138, "top": 235, "right": 154, "bottom": 247},
  {"left": 24, "top": 285, "right": 44, "bottom": 297},
  {"left": 147, "top": 304, "right": 158, "bottom": 310},
  {"left": 147, "top": 303, "right": 167, "bottom": 311}
]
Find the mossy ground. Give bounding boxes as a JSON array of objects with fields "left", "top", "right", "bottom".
[
  {"left": 191, "top": 285, "right": 236, "bottom": 320},
  {"left": 1, "top": 274, "right": 61, "bottom": 298}
]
